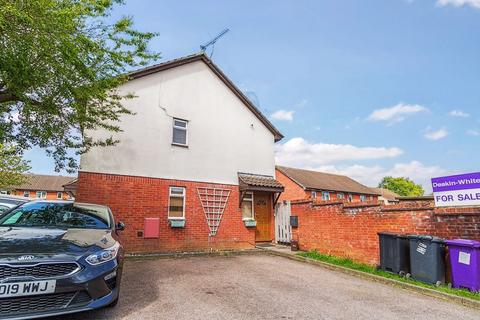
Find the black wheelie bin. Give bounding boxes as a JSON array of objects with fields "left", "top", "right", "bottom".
[
  {"left": 408, "top": 235, "right": 446, "bottom": 286},
  {"left": 378, "top": 232, "right": 410, "bottom": 276}
]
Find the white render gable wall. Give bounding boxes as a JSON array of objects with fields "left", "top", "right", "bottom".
[{"left": 80, "top": 60, "right": 277, "bottom": 185}]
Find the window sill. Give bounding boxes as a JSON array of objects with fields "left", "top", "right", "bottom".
[
  {"left": 243, "top": 219, "right": 257, "bottom": 227},
  {"left": 169, "top": 219, "right": 186, "bottom": 228},
  {"left": 172, "top": 143, "right": 188, "bottom": 148}
]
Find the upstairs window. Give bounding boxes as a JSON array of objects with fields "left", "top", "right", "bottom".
[
  {"left": 168, "top": 187, "right": 185, "bottom": 219},
  {"left": 241, "top": 192, "right": 254, "bottom": 220},
  {"left": 321, "top": 191, "right": 330, "bottom": 201},
  {"left": 172, "top": 118, "right": 188, "bottom": 146}
]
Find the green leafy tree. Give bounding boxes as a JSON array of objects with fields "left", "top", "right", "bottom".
[
  {"left": 0, "top": 144, "right": 30, "bottom": 189},
  {"left": 378, "top": 176, "right": 424, "bottom": 197},
  {"left": 0, "top": 0, "right": 159, "bottom": 172}
]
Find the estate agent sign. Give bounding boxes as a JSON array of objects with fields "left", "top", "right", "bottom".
[{"left": 432, "top": 172, "right": 480, "bottom": 207}]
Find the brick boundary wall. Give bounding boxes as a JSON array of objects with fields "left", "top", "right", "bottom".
[
  {"left": 76, "top": 172, "right": 256, "bottom": 253},
  {"left": 290, "top": 199, "right": 480, "bottom": 265}
]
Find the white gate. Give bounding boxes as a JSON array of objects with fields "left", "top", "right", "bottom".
[{"left": 275, "top": 201, "right": 292, "bottom": 243}]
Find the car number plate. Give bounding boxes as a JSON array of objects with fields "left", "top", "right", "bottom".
[{"left": 0, "top": 280, "right": 56, "bottom": 298}]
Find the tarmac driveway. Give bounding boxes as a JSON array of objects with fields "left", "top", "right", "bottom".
[{"left": 51, "top": 253, "right": 479, "bottom": 320}]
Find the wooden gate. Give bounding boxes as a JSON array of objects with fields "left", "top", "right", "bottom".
[{"left": 275, "top": 201, "right": 291, "bottom": 243}]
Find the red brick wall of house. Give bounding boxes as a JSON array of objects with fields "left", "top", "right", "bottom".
[
  {"left": 276, "top": 169, "right": 307, "bottom": 202},
  {"left": 275, "top": 169, "right": 378, "bottom": 203},
  {"left": 290, "top": 199, "right": 480, "bottom": 265},
  {"left": 76, "top": 172, "right": 257, "bottom": 253}
]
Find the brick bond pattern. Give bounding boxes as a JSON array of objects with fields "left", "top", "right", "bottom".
[
  {"left": 76, "top": 172, "right": 256, "bottom": 253},
  {"left": 291, "top": 199, "right": 480, "bottom": 265}
]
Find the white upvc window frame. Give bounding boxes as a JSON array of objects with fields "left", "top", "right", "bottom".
[
  {"left": 337, "top": 193, "right": 344, "bottom": 200},
  {"left": 311, "top": 191, "right": 317, "bottom": 199},
  {"left": 348, "top": 193, "right": 354, "bottom": 202},
  {"left": 172, "top": 118, "right": 188, "bottom": 147},
  {"left": 360, "top": 195, "right": 367, "bottom": 202},
  {"left": 321, "top": 191, "right": 331, "bottom": 201},
  {"left": 168, "top": 186, "right": 186, "bottom": 220},
  {"left": 241, "top": 192, "right": 255, "bottom": 221},
  {"left": 36, "top": 191, "right": 47, "bottom": 199},
  {"left": 23, "top": 191, "right": 30, "bottom": 198}
]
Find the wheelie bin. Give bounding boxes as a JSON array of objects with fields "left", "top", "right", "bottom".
[
  {"left": 446, "top": 239, "right": 480, "bottom": 292},
  {"left": 408, "top": 235, "right": 446, "bottom": 285},
  {"left": 378, "top": 232, "right": 410, "bottom": 275}
]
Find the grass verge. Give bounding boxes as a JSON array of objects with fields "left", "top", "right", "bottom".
[{"left": 297, "top": 250, "right": 479, "bottom": 301}]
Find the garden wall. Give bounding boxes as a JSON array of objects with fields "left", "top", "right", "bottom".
[{"left": 290, "top": 198, "right": 480, "bottom": 265}]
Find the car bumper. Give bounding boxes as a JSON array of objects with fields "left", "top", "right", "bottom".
[
  {"left": 3, "top": 287, "right": 119, "bottom": 320},
  {"left": 0, "top": 259, "right": 122, "bottom": 320}
]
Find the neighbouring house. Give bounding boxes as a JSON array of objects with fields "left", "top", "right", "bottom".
[
  {"left": 3, "top": 174, "right": 76, "bottom": 200},
  {"left": 276, "top": 166, "right": 379, "bottom": 202},
  {"left": 76, "top": 53, "right": 285, "bottom": 253},
  {"left": 370, "top": 187, "right": 399, "bottom": 205}
]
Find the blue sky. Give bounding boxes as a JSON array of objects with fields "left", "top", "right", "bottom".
[{"left": 26, "top": 0, "right": 480, "bottom": 191}]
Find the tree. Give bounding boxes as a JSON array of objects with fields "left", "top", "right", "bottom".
[
  {"left": 0, "top": 144, "right": 30, "bottom": 189},
  {"left": 0, "top": 0, "right": 159, "bottom": 172},
  {"left": 378, "top": 176, "right": 424, "bottom": 197}
]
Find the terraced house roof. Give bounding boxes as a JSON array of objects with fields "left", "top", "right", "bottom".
[
  {"left": 276, "top": 166, "right": 378, "bottom": 195},
  {"left": 11, "top": 174, "right": 76, "bottom": 192}
]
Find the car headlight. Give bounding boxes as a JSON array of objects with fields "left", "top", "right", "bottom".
[{"left": 86, "top": 242, "right": 120, "bottom": 266}]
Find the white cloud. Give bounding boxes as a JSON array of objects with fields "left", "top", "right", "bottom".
[
  {"left": 274, "top": 137, "right": 403, "bottom": 168},
  {"left": 449, "top": 110, "right": 470, "bottom": 118},
  {"left": 306, "top": 161, "right": 446, "bottom": 193},
  {"left": 424, "top": 127, "right": 448, "bottom": 140},
  {"left": 271, "top": 110, "right": 294, "bottom": 122},
  {"left": 367, "top": 103, "right": 427, "bottom": 124},
  {"left": 467, "top": 129, "right": 480, "bottom": 136},
  {"left": 437, "top": 0, "right": 480, "bottom": 9}
]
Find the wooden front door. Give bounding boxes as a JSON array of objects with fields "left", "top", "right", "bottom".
[{"left": 254, "top": 192, "right": 272, "bottom": 242}]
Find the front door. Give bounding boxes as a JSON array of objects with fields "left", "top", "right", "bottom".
[{"left": 254, "top": 192, "right": 272, "bottom": 242}]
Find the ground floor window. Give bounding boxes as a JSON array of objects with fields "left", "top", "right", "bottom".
[
  {"left": 23, "top": 191, "right": 29, "bottom": 198},
  {"left": 36, "top": 191, "right": 47, "bottom": 199},
  {"left": 241, "top": 192, "right": 254, "bottom": 220},
  {"left": 360, "top": 195, "right": 366, "bottom": 202},
  {"left": 168, "top": 187, "right": 185, "bottom": 219},
  {"left": 337, "top": 193, "right": 344, "bottom": 200},
  {"left": 321, "top": 191, "right": 330, "bottom": 201},
  {"left": 311, "top": 191, "right": 317, "bottom": 199},
  {"left": 348, "top": 194, "right": 353, "bottom": 202},
  {"left": 57, "top": 192, "right": 63, "bottom": 199}
]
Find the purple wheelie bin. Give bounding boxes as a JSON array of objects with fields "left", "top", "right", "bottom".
[{"left": 445, "top": 239, "right": 480, "bottom": 292}]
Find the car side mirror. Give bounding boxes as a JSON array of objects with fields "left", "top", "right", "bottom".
[{"left": 116, "top": 221, "right": 125, "bottom": 231}]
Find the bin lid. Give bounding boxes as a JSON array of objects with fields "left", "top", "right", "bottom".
[
  {"left": 407, "top": 234, "right": 445, "bottom": 243},
  {"left": 378, "top": 232, "right": 408, "bottom": 238},
  {"left": 445, "top": 239, "right": 480, "bottom": 248}
]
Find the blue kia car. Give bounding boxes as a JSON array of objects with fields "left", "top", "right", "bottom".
[{"left": 0, "top": 201, "right": 125, "bottom": 319}]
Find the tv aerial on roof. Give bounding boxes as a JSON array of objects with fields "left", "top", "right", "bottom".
[{"left": 200, "top": 28, "right": 230, "bottom": 59}]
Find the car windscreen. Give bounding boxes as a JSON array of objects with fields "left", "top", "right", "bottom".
[{"left": 0, "top": 202, "right": 111, "bottom": 229}]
